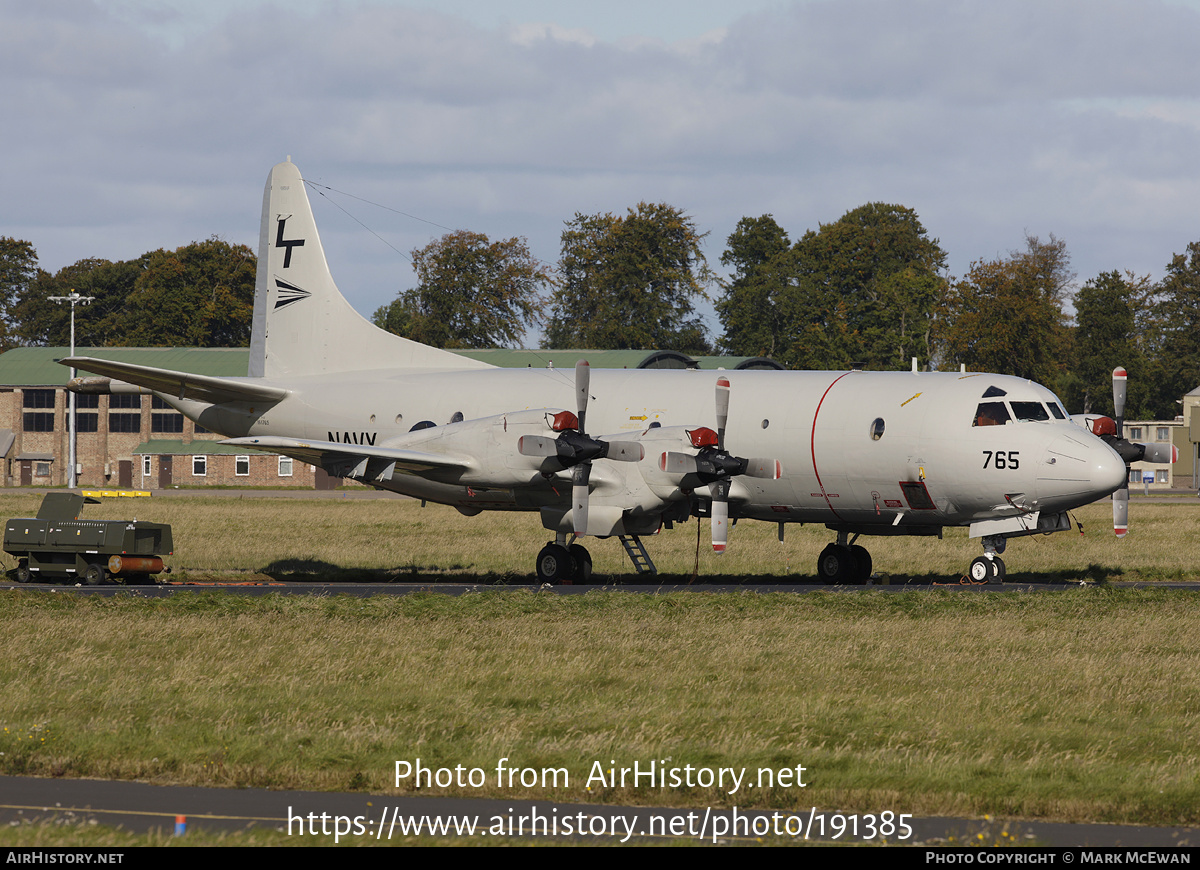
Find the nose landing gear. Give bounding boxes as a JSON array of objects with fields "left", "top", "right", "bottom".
[{"left": 969, "top": 536, "right": 1007, "bottom": 584}]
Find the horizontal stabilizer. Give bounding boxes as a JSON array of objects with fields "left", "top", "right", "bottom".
[
  {"left": 62, "top": 357, "right": 288, "bottom": 405},
  {"left": 221, "top": 435, "right": 471, "bottom": 480}
]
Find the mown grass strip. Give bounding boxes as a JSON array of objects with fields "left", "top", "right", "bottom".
[{"left": 2, "top": 589, "right": 1198, "bottom": 826}]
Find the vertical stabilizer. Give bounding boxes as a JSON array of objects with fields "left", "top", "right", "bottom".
[{"left": 249, "top": 159, "right": 491, "bottom": 378}]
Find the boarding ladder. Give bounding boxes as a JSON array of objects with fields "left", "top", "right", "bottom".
[{"left": 618, "top": 535, "right": 657, "bottom": 575}]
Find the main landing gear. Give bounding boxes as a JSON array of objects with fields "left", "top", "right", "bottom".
[
  {"left": 535, "top": 533, "right": 592, "bottom": 585},
  {"left": 817, "top": 532, "right": 873, "bottom": 584}
]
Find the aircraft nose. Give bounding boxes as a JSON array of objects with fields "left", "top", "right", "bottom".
[{"left": 1039, "top": 432, "right": 1126, "bottom": 506}]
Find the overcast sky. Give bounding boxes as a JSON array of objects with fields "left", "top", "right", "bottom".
[{"left": 5, "top": 0, "right": 1200, "bottom": 344}]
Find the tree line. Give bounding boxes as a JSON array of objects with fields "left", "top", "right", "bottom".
[{"left": 3, "top": 199, "right": 1199, "bottom": 419}]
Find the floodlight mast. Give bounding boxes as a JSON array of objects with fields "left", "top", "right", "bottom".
[{"left": 48, "top": 291, "right": 94, "bottom": 489}]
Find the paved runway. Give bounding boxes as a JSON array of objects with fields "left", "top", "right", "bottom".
[{"left": 1, "top": 775, "right": 1196, "bottom": 846}]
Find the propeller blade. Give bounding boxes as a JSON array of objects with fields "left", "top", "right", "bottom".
[
  {"left": 572, "top": 464, "right": 590, "bottom": 537},
  {"left": 711, "top": 493, "right": 729, "bottom": 553},
  {"left": 576, "top": 359, "right": 590, "bottom": 435},
  {"left": 518, "top": 435, "right": 559, "bottom": 457},
  {"left": 1113, "top": 483, "right": 1129, "bottom": 538},
  {"left": 743, "top": 458, "right": 782, "bottom": 480},
  {"left": 1112, "top": 367, "right": 1127, "bottom": 437},
  {"left": 715, "top": 376, "right": 730, "bottom": 451},
  {"left": 604, "top": 441, "right": 644, "bottom": 462}
]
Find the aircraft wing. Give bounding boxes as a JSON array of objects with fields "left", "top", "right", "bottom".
[
  {"left": 61, "top": 356, "right": 289, "bottom": 405},
  {"left": 220, "top": 435, "right": 471, "bottom": 479}
]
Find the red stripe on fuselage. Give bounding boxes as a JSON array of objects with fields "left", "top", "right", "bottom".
[{"left": 810, "top": 372, "right": 855, "bottom": 520}]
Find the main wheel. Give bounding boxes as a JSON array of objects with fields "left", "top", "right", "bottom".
[
  {"left": 14, "top": 560, "right": 31, "bottom": 584},
  {"left": 536, "top": 544, "right": 576, "bottom": 585},
  {"left": 849, "top": 545, "right": 872, "bottom": 584},
  {"left": 568, "top": 544, "right": 592, "bottom": 583},
  {"left": 989, "top": 556, "right": 1006, "bottom": 584},
  {"left": 84, "top": 563, "right": 108, "bottom": 586},
  {"left": 817, "top": 544, "right": 854, "bottom": 584}
]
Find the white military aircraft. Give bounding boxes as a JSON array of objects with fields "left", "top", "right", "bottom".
[{"left": 64, "top": 159, "right": 1166, "bottom": 584}]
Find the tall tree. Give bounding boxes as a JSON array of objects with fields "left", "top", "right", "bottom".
[
  {"left": 936, "top": 234, "right": 1072, "bottom": 384},
  {"left": 716, "top": 204, "right": 946, "bottom": 369},
  {"left": 543, "top": 203, "right": 711, "bottom": 353},
  {"left": 373, "top": 230, "right": 549, "bottom": 348},
  {"left": 15, "top": 258, "right": 141, "bottom": 347},
  {"left": 116, "top": 238, "right": 256, "bottom": 347},
  {"left": 791, "top": 203, "right": 947, "bottom": 370},
  {"left": 0, "top": 238, "right": 40, "bottom": 349},
  {"left": 1065, "top": 270, "right": 1152, "bottom": 416},
  {"left": 1147, "top": 240, "right": 1200, "bottom": 412},
  {"left": 716, "top": 215, "right": 792, "bottom": 357}
]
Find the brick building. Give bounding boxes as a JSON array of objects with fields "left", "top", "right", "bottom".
[{"left": 0, "top": 348, "right": 318, "bottom": 489}]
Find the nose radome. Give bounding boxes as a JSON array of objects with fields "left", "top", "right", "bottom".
[{"left": 1039, "top": 432, "right": 1126, "bottom": 505}]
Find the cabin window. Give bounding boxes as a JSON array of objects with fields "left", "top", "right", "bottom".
[
  {"left": 869, "top": 418, "right": 885, "bottom": 441},
  {"left": 1010, "top": 402, "right": 1049, "bottom": 423},
  {"left": 973, "top": 402, "right": 1011, "bottom": 427}
]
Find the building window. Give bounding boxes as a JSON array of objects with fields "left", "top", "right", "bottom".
[
  {"left": 1129, "top": 426, "right": 1143, "bottom": 440},
  {"left": 142, "top": 455, "right": 151, "bottom": 477},
  {"left": 109, "top": 413, "right": 141, "bottom": 433},
  {"left": 1129, "top": 469, "right": 1140, "bottom": 484},
  {"left": 151, "top": 413, "right": 184, "bottom": 433},
  {"left": 195, "top": 423, "right": 211, "bottom": 434},
  {"left": 74, "top": 392, "right": 99, "bottom": 433},
  {"left": 1157, "top": 427, "right": 1170, "bottom": 441},
  {"left": 110, "top": 394, "right": 141, "bottom": 409},
  {"left": 23, "top": 389, "right": 55, "bottom": 409},
  {"left": 34, "top": 462, "right": 50, "bottom": 477},
  {"left": 235, "top": 455, "right": 250, "bottom": 476},
  {"left": 151, "top": 397, "right": 183, "bottom": 433},
  {"left": 278, "top": 456, "right": 293, "bottom": 477},
  {"left": 192, "top": 455, "right": 206, "bottom": 476},
  {"left": 23, "top": 413, "right": 54, "bottom": 432}
]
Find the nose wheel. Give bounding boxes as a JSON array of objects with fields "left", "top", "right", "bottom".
[{"left": 969, "top": 555, "right": 1005, "bottom": 584}]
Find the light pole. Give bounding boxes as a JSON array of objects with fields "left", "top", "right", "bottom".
[{"left": 49, "top": 290, "right": 94, "bottom": 489}]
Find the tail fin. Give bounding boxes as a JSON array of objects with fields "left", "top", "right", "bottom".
[{"left": 249, "top": 159, "right": 491, "bottom": 378}]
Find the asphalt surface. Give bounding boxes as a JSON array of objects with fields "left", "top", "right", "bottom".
[{"left": 1, "top": 775, "right": 1197, "bottom": 847}]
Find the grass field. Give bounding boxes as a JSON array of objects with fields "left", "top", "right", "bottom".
[
  {"left": 1, "top": 493, "right": 1199, "bottom": 843},
  {"left": 1, "top": 590, "right": 1199, "bottom": 830}
]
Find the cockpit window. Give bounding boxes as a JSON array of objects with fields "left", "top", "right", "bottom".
[
  {"left": 1011, "top": 401, "right": 1050, "bottom": 422},
  {"left": 1047, "top": 402, "right": 1066, "bottom": 420},
  {"left": 982, "top": 385, "right": 1008, "bottom": 398},
  {"left": 974, "top": 402, "right": 1011, "bottom": 427}
]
